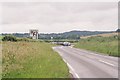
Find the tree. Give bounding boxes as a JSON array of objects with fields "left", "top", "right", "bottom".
[{"left": 2, "top": 35, "right": 17, "bottom": 42}]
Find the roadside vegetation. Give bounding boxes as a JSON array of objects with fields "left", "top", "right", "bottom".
[
  {"left": 75, "top": 33, "right": 119, "bottom": 57},
  {"left": 1, "top": 35, "right": 38, "bottom": 42},
  {"left": 2, "top": 36, "right": 69, "bottom": 78},
  {"left": 0, "top": 55, "right": 1, "bottom": 79},
  {"left": 0, "top": 36, "right": 3, "bottom": 40}
]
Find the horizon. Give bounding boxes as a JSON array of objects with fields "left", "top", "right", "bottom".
[{"left": 1, "top": 29, "right": 117, "bottom": 34}]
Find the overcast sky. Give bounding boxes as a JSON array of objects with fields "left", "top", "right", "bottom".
[{"left": 1, "top": 2, "right": 118, "bottom": 33}]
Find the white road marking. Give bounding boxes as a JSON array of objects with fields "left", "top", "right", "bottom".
[
  {"left": 99, "top": 60, "right": 115, "bottom": 67},
  {"left": 62, "top": 58, "right": 80, "bottom": 78},
  {"left": 63, "top": 59, "right": 67, "bottom": 63},
  {"left": 52, "top": 47, "right": 55, "bottom": 49},
  {"left": 89, "top": 52, "right": 117, "bottom": 59},
  {"left": 67, "top": 63, "right": 80, "bottom": 78},
  {"left": 58, "top": 52, "right": 80, "bottom": 78}
]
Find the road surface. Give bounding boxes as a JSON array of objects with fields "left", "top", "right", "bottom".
[{"left": 53, "top": 46, "right": 118, "bottom": 78}]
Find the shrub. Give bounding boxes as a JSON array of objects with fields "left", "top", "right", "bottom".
[{"left": 2, "top": 35, "right": 17, "bottom": 42}]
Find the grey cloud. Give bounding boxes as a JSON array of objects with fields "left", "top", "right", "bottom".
[
  {"left": 2, "top": 2, "right": 117, "bottom": 24},
  {"left": 1, "top": 2, "right": 118, "bottom": 32}
]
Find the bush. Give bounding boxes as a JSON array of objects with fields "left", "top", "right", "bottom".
[{"left": 2, "top": 35, "right": 17, "bottom": 42}]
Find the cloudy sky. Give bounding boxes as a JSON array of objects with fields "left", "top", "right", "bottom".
[{"left": 1, "top": 2, "right": 118, "bottom": 33}]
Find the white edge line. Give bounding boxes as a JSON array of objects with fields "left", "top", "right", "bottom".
[
  {"left": 98, "top": 60, "right": 115, "bottom": 67},
  {"left": 63, "top": 59, "right": 67, "bottom": 63},
  {"left": 52, "top": 47, "right": 56, "bottom": 49},
  {"left": 63, "top": 59, "right": 80, "bottom": 78},
  {"left": 53, "top": 48, "right": 80, "bottom": 78},
  {"left": 67, "top": 63, "right": 80, "bottom": 78}
]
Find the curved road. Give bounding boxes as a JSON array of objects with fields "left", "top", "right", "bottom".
[{"left": 53, "top": 46, "right": 118, "bottom": 78}]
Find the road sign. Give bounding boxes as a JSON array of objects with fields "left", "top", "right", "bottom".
[{"left": 29, "top": 29, "right": 38, "bottom": 39}]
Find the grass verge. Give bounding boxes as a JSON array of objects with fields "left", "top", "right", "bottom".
[
  {"left": 2, "top": 41, "right": 69, "bottom": 78},
  {"left": 75, "top": 35, "right": 119, "bottom": 57}
]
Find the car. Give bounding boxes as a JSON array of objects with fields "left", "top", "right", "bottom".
[{"left": 63, "top": 42, "right": 71, "bottom": 46}]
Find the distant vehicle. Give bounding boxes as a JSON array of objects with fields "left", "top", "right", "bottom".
[
  {"left": 56, "top": 42, "right": 64, "bottom": 45},
  {"left": 63, "top": 42, "right": 71, "bottom": 46}
]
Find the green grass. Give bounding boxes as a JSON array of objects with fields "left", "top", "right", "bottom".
[
  {"left": 2, "top": 41, "right": 69, "bottom": 78},
  {"left": 0, "top": 43, "right": 1, "bottom": 79},
  {"left": 75, "top": 35, "right": 119, "bottom": 57},
  {"left": 0, "top": 36, "right": 3, "bottom": 40}
]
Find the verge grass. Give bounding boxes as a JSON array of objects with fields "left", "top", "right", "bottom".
[
  {"left": 0, "top": 36, "right": 3, "bottom": 40},
  {"left": 0, "top": 42, "right": 2, "bottom": 79},
  {"left": 75, "top": 35, "right": 119, "bottom": 57},
  {"left": 2, "top": 41, "right": 69, "bottom": 78}
]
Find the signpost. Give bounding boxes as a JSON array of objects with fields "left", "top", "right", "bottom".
[{"left": 29, "top": 29, "right": 38, "bottom": 39}]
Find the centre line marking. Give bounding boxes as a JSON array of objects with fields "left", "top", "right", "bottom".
[{"left": 99, "top": 60, "right": 115, "bottom": 67}]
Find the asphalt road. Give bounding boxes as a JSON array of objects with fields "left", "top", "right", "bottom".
[{"left": 53, "top": 46, "right": 118, "bottom": 78}]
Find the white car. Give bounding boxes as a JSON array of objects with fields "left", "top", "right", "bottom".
[{"left": 63, "top": 42, "right": 71, "bottom": 46}]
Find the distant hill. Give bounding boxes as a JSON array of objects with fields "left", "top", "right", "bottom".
[
  {"left": 39, "top": 30, "right": 114, "bottom": 40},
  {"left": 2, "top": 30, "right": 115, "bottom": 40}
]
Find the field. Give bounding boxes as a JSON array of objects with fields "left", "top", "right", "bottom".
[
  {"left": 75, "top": 33, "right": 119, "bottom": 57},
  {"left": 80, "top": 32, "right": 118, "bottom": 39},
  {"left": 2, "top": 41, "right": 69, "bottom": 78}
]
